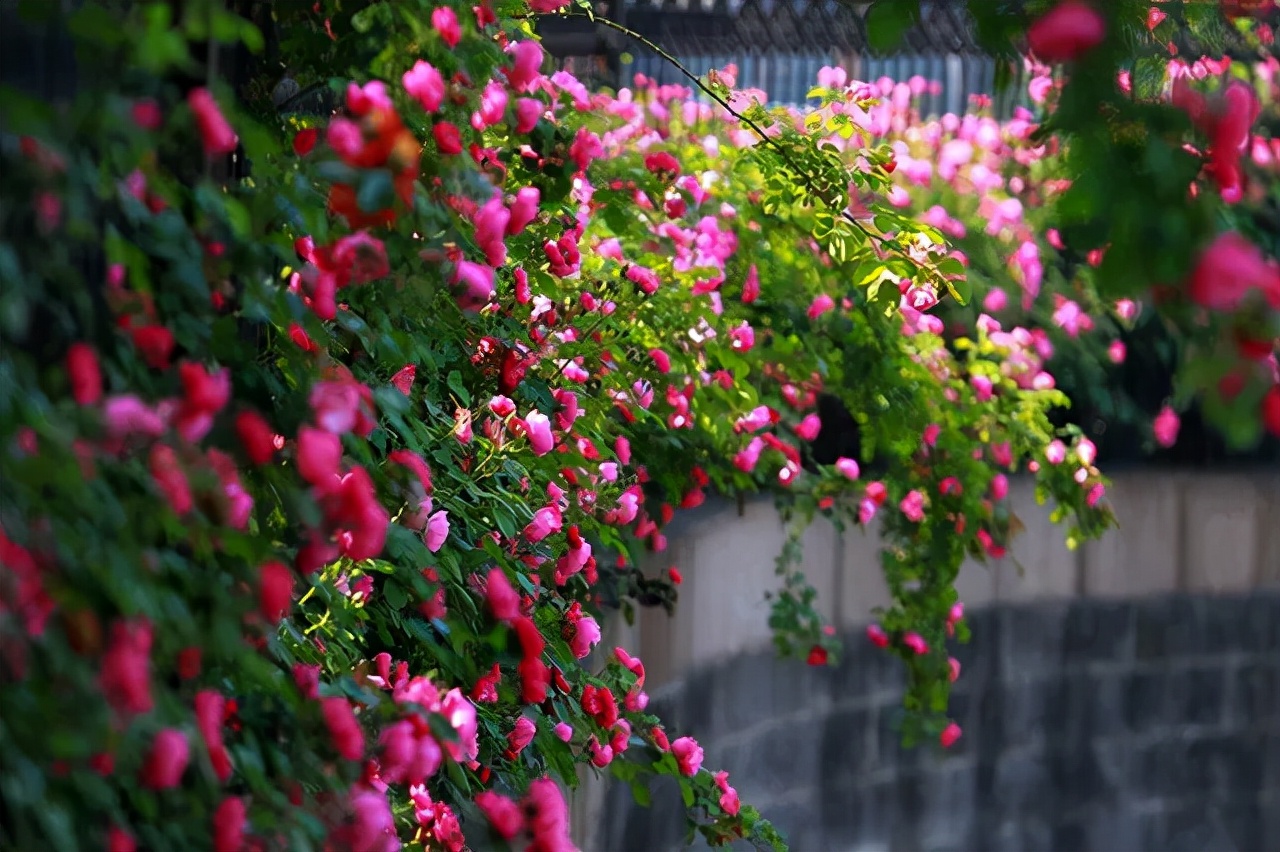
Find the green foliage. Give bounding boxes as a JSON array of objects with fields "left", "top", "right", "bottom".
[{"left": 6, "top": 0, "right": 1272, "bottom": 849}]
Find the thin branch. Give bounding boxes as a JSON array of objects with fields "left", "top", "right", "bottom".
[{"left": 553, "top": 10, "right": 915, "bottom": 263}]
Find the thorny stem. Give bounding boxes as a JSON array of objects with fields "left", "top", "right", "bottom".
[{"left": 552, "top": 9, "right": 917, "bottom": 266}]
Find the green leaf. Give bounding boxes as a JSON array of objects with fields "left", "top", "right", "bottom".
[
  {"left": 356, "top": 171, "right": 396, "bottom": 213},
  {"left": 680, "top": 777, "right": 695, "bottom": 808},
  {"left": 865, "top": 0, "right": 921, "bottom": 52},
  {"left": 935, "top": 257, "right": 965, "bottom": 278},
  {"left": 446, "top": 370, "right": 471, "bottom": 406},
  {"left": 383, "top": 582, "right": 409, "bottom": 610},
  {"left": 945, "top": 276, "right": 972, "bottom": 307}
]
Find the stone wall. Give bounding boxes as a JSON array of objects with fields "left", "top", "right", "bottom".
[{"left": 576, "top": 471, "right": 1280, "bottom": 852}]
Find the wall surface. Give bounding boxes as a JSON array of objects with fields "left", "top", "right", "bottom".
[{"left": 576, "top": 471, "right": 1280, "bottom": 852}]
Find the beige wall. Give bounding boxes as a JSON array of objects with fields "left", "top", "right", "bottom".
[
  {"left": 570, "top": 471, "right": 1280, "bottom": 846},
  {"left": 620, "top": 471, "right": 1280, "bottom": 690}
]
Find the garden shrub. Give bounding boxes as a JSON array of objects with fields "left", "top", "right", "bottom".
[{"left": 0, "top": 1, "right": 1275, "bottom": 850}]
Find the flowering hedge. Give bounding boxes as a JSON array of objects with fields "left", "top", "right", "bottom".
[
  {"left": 848, "top": 50, "right": 1280, "bottom": 461},
  {"left": 0, "top": 0, "right": 1275, "bottom": 850}
]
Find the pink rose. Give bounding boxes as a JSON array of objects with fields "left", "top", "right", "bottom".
[
  {"left": 485, "top": 568, "right": 520, "bottom": 622},
  {"left": 567, "top": 613, "right": 601, "bottom": 659},
  {"left": 671, "top": 736, "right": 704, "bottom": 776},
  {"left": 1027, "top": 0, "right": 1106, "bottom": 62},
  {"left": 807, "top": 294, "right": 835, "bottom": 319},
  {"left": 431, "top": 7, "right": 461, "bottom": 47},
  {"left": 188, "top": 87, "right": 237, "bottom": 155},
  {"left": 475, "top": 791, "right": 524, "bottom": 840},
  {"left": 899, "top": 490, "right": 926, "bottom": 523},
  {"left": 403, "top": 60, "right": 446, "bottom": 113},
  {"left": 524, "top": 410, "right": 555, "bottom": 455},
  {"left": 425, "top": 510, "right": 450, "bottom": 553},
  {"left": 508, "top": 716, "right": 536, "bottom": 755},
  {"left": 140, "top": 729, "right": 190, "bottom": 790},
  {"left": 834, "top": 457, "right": 860, "bottom": 480},
  {"left": 1153, "top": 406, "right": 1181, "bottom": 448},
  {"left": 795, "top": 414, "right": 821, "bottom": 441}
]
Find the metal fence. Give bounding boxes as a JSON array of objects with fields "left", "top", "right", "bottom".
[
  {"left": 545, "top": 0, "right": 1032, "bottom": 117},
  {"left": 625, "top": 48, "right": 1029, "bottom": 116}
]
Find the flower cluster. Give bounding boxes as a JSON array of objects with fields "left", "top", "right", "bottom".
[{"left": 0, "top": 0, "right": 1272, "bottom": 849}]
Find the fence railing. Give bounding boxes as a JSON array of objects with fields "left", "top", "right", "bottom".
[
  {"left": 542, "top": 0, "right": 1032, "bottom": 116},
  {"left": 624, "top": 47, "right": 1029, "bottom": 116}
]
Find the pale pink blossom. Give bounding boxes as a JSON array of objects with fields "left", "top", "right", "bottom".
[
  {"left": 1045, "top": 440, "right": 1068, "bottom": 464},
  {"left": 834, "top": 458, "right": 860, "bottom": 480},
  {"left": 900, "top": 490, "right": 925, "bottom": 522},
  {"left": 425, "top": 510, "right": 450, "bottom": 552},
  {"left": 403, "top": 60, "right": 446, "bottom": 113},
  {"left": 524, "top": 410, "right": 555, "bottom": 455},
  {"left": 431, "top": 7, "right": 460, "bottom": 47}
]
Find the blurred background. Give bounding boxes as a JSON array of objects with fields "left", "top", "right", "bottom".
[{"left": 533, "top": 2, "right": 1280, "bottom": 850}]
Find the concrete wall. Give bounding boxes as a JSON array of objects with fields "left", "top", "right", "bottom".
[{"left": 575, "top": 471, "right": 1280, "bottom": 852}]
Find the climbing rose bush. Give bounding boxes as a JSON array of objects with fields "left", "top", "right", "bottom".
[
  {"left": 853, "top": 0, "right": 1280, "bottom": 447},
  {"left": 0, "top": 0, "right": 1273, "bottom": 850},
  {"left": 833, "top": 51, "right": 1280, "bottom": 453}
]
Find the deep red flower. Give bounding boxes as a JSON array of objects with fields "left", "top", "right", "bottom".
[
  {"left": 390, "top": 364, "right": 416, "bottom": 395},
  {"left": 471, "top": 662, "right": 501, "bottom": 703},
  {"left": 235, "top": 411, "right": 277, "bottom": 465},
  {"left": 433, "top": 121, "right": 464, "bottom": 155},
  {"left": 323, "top": 466, "right": 390, "bottom": 562},
  {"left": 131, "top": 98, "right": 162, "bottom": 131},
  {"left": 644, "top": 151, "right": 681, "bottom": 177},
  {"left": 98, "top": 619, "right": 153, "bottom": 717},
  {"left": 130, "top": 325, "right": 175, "bottom": 370},
  {"left": 148, "top": 445, "right": 192, "bottom": 515},
  {"left": 66, "top": 343, "right": 102, "bottom": 405},
  {"left": 176, "top": 646, "right": 202, "bottom": 680},
  {"left": 1027, "top": 1, "right": 1105, "bottom": 62},
  {"left": 332, "top": 231, "right": 390, "bottom": 284},
  {"left": 293, "top": 127, "right": 319, "bottom": 156},
  {"left": 194, "top": 690, "right": 233, "bottom": 782},
  {"left": 320, "top": 697, "right": 365, "bottom": 761},
  {"left": 518, "top": 656, "right": 550, "bottom": 704},
  {"left": 288, "top": 322, "right": 320, "bottom": 352},
  {"left": 258, "top": 561, "right": 294, "bottom": 623},
  {"left": 212, "top": 797, "right": 247, "bottom": 851},
  {"left": 106, "top": 826, "right": 137, "bottom": 852},
  {"left": 1263, "top": 386, "right": 1280, "bottom": 437}
]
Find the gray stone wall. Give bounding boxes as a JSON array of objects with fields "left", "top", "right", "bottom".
[{"left": 592, "top": 593, "right": 1280, "bottom": 852}]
